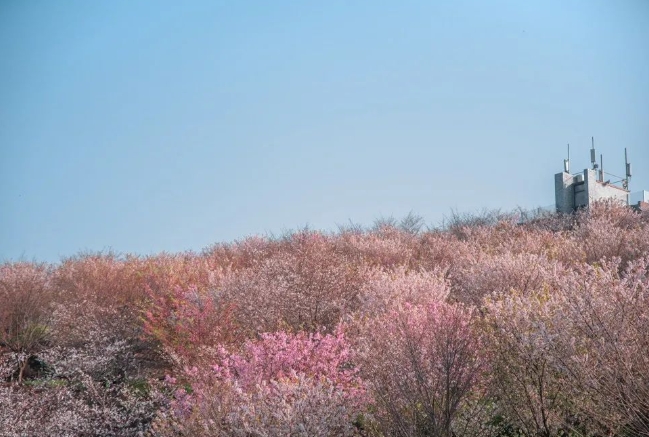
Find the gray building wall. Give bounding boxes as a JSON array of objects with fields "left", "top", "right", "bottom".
[
  {"left": 555, "top": 172, "right": 576, "bottom": 213},
  {"left": 583, "top": 169, "right": 628, "bottom": 205},
  {"left": 555, "top": 169, "right": 629, "bottom": 213}
]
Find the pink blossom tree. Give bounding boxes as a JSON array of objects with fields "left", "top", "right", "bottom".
[
  {"left": 222, "top": 232, "right": 369, "bottom": 334},
  {"left": 358, "top": 301, "right": 489, "bottom": 437},
  {"left": 156, "top": 329, "right": 367, "bottom": 436}
]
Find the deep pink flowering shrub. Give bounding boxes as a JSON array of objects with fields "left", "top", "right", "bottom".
[
  {"left": 155, "top": 329, "right": 367, "bottom": 436},
  {"left": 211, "top": 329, "right": 361, "bottom": 391}
]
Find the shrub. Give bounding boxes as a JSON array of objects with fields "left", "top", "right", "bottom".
[
  {"left": 155, "top": 329, "right": 367, "bottom": 436},
  {"left": 142, "top": 283, "right": 240, "bottom": 365},
  {"left": 0, "top": 262, "right": 54, "bottom": 382},
  {"left": 0, "top": 373, "right": 164, "bottom": 437}
]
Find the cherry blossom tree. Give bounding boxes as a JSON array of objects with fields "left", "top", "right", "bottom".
[{"left": 358, "top": 301, "right": 489, "bottom": 437}]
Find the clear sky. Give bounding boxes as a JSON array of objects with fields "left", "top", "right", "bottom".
[{"left": 2, "top": 0, "right": 648, "bottom": 263}]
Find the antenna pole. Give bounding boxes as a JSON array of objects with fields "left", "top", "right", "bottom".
[
  {"left": 564, "top": 143, "right": 570, "bottom": 173},
  {"left": 600, "top": 154, "right": 604, "bottom": 182},
  {"left": 591, "top": 136, "right": 598, "bottom": 170},
  {"left": 624, "top": 148, "right": 631, "bottom": 190}
]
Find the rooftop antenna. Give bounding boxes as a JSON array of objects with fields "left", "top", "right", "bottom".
[
  {"left": 564, "top": 143, "right": 570, "bottom": 173},
  {"left": 590, "top": 137, "right": 599, "bottom": 172},
  {"left": 600, "top": 153, "right": 604, "bottom": 182},
  {"left": 624, "top": 148, "right": 631, "bottom": 190}
]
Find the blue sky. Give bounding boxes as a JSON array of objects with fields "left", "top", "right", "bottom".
[{"left": 2, "top": 0, "right": 648, "bottom": 262}]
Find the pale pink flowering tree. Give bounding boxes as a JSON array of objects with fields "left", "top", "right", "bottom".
[
  {"left": 358, "top": 301, "right": 489, "bottom": 437},
  {"left": 451, "top": 252, "right": 565, "bottom": 305},
  {"left": 221, "top": 233, "right": 369, "bottom": 334},
  {"left": 355, "top": 265, "right": 449, "bottom": 318},
  {"left": 553, "top": 256, "right": 649, "bottom": 435},
  {"left": 447, "top": 216, "right": 583, "bottom": 267},
  {"left": 572, "top": 200, "right": 649, "bottom": 267},
  {"left": 203, "top": 235, "right": 279, "bottom": 271},
  {"left": 484, "top": 286, "right": 577, "bottom": 436},
  {"left": 336, "top": 226, "right": 418, "bottom": 269},
  {"left": 411, "top": 231, "right": 473, "bottom": 273},
  {"left": 484, "top": 256, "right": 649, "bottom": 436}
]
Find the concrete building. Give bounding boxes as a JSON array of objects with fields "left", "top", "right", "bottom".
[
  {"left": 555, "top": 168, "right": 629, "bottom": 213},
  {"left": 554, "top": 140, "right": 644, "bottom": 213}
]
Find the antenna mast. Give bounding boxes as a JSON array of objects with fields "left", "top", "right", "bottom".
[
  {"left": 591, "top": 137, "right": 598, "bottom": 172},
  {"left": 564, "top": 143, "right": 570, "bottom": 173},
  {"left": 624, "top": 148, "right": 632, "bottom": 190}
]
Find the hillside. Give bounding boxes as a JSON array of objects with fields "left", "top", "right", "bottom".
[{"left": 1, "top": 202, "right": 649, "bottom": 437}]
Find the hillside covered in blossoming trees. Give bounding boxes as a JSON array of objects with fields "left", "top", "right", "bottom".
[{"left": 1, "top": 202, "right": 649, "bottom": 437}]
